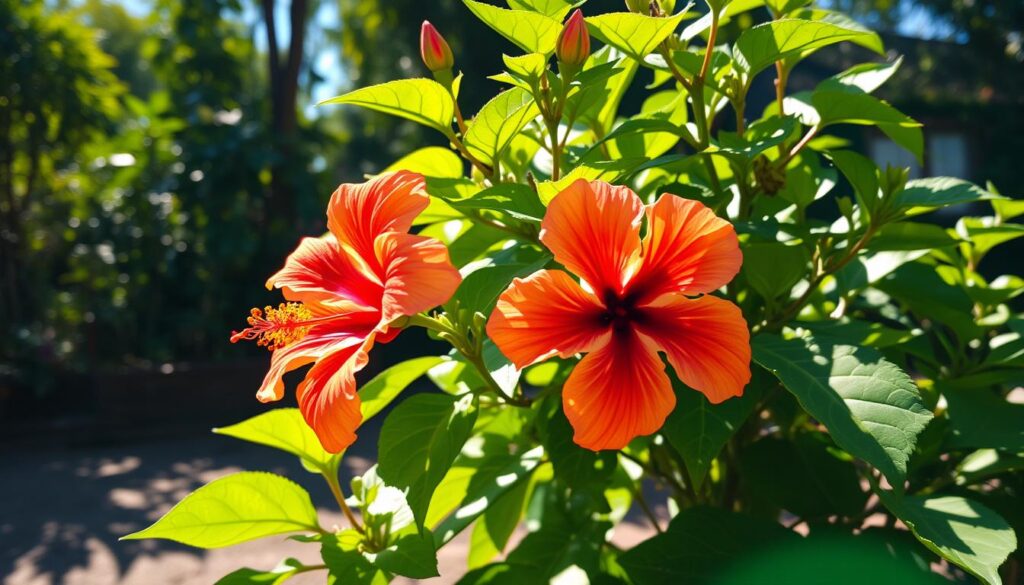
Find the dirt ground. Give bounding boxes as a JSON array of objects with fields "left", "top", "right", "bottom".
[{"left": 0, "top": 424, "right": 661, "bottom": 585}]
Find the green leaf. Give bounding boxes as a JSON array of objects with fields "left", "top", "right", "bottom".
[
  {"left": 813, "top": 90, "right": 920, "bottom": 130},
  {"left": 384, "top": 146, "right": 464, "bottom": 179},
  {"left": 318, "top": 79, "right": 454, "bottom": 136},
  {"left": 804, "top": 319, "right": 919, "bottom": 349},
  {"left": 122, "top": 472, "right": 320, "bottom": 548},
  {"left": 956, "top": 217, "right": 1024, "bottom": 262},
  {"left": 663, "top": 379, "right": 762, "bottom": 487},
  {"left": 735, "top": 19, "right": 876, "bottom": 79},
  {"left": 377, "top": 394, "right": 479, "bottom": 528},
  {"left": 752, "top": 334, "right": 933, "bottom": 488},
  {"left": 829, "top": 149, "right": 879, "bottom": 216},
  {"left": 943, "top": 384, "right": 1024, "bottom": 450},
  {"left": 448, "top": 254, "right": 550, "bottom": 317},
  {"left": 619, "top": 507, "right": 797, "bottom": 585},
  {"left": 739, "top": 431, "right": 868, "bottom": 518},
  {"left": 507, "top": 0, "right": 578, "bottom": 19},
  {"left": 584, "top": 12, "right": 688, "bottom": 61},
  {"left": 444, "top": 183, "right": 548, "bottom": 223},
  {"left": 893, "top": 177, "right": 1000, "bottom": 214},
  {"left": 214, "top": 559, "right": 306, "bottom": 585},
  {"left": 538, "top": 396, "right": 616, "bottom": 488},
  {"left": 320, "top": 532, "right": 387, "bottom": 585},
  {"left": 464, "top": 0, "right": 562, "bottom": 54},
  {"left": 433, "top": 446, "right": 544, "bottom": 547},
  {"left": 833, "top": 249, "right": 929, "bottom": 292},
  {"left": 876, "top": 262, "right": 981, "bottom": 339},
  {"left": 468, "top": 477, "right": 530, "bottom": 568},
  {"left": 465, "top": 88, "right": 541, "bottom": 166},
  {"left": 880, "top": 493, "right": 1017, "bottom": 585},
  {"left": 375, "top": 531, "right": 440, "bottom": 579},
  {"left": 741, "top": 242, "right": 809, "bottom": 300},
  {"left": 359, "top": 357, "right": 448, "bottom": 422},
  {"left": 867, "top": 222, "right": 957, "bottom": 252},
  {"left": 820, "top": 57, "right": 902, "bottom": 95},
  {"left": 214, "top": 408, "right": 338, "bottom": 474},
  {"left": 502, "top": 52, "right": 549, "bottom": 85}
]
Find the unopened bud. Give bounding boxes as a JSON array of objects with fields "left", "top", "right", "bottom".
[
  {"left": 420, "top": 21, "right": 454, "bottom": 73},
  {"left": 556, "top": 9, "right": 590, "bottom": 70}
]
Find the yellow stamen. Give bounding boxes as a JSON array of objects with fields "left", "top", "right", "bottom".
[{"left": 230, "top": 302, "right": 314, "bottom": 351}]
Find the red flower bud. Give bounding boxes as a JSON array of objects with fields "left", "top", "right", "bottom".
[
  {"left": 420, "top": 21, "right": 454, "bottom": 73},
  {"left": 556, "top": 9, "right": 590, "bottom": 68}
]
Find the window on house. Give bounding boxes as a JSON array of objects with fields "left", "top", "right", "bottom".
[
  {"left": 929, "top": 133, "right": 969, "bottom": 178},
  {"left": 869, "top": 138, "right": 922, "bottom": 178}
]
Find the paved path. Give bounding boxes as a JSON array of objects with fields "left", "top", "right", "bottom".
[{"left": 1, "top": 429, "right": 661, "bottom": 584}]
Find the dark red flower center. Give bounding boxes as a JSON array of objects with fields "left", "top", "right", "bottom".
[{"left": 600, "top": 289, "right": 646, "bottom": 333}]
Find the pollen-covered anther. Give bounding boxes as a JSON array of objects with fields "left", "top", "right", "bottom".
[{"left": 230, "top": 302, "right": 314, "bottom": 351}]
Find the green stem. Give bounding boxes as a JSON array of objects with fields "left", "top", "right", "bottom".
[{"left": 324, "top": 470, "right": 364, "bottom": 533}]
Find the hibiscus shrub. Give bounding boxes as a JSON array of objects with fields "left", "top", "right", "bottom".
[{"left": 124, "top": 1, "right": 1023, "bottom": 583}]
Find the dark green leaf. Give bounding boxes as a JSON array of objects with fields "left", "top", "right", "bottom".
[
  {"left": 752, "top": 334, "right": 933, "bottom": 488},
  {"left": 619, "top": 507, "right": 797, "bottom": 585},
  {"left": 739, "top": 431, "right": 868, "bottom": 518},
  {"left": 375, "top": 530, "right": 440, "bottom": 579},
  {"left": 538, "top": 397, "right": 617, "bottom": 488},
  {"left": 377, "top": 394, "right": 479, "bottom": 528},
  {"left": 663, "top": 378, "right": 762, "bottom": 487}
]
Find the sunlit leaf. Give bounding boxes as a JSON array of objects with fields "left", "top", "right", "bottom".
[
  {"left": 318, "top": 79, "right": 454, "bottom": 136},
  {"left": 465, "top": 88, "right": 541, "bottom": 166},
  {"left": 464, "top": 0, "right": 562, "bottom": 54},
  {"left": 122, "top": 472, "right": 320, "bottom": 547},
  {"left": 214, "top": 409, "right": 338, "bottom": 474},
  {"left": 584, "top": 12, "right": 688, "bottom": 61},
  {"left": 735, "top": 19, "right": 876, "bottom": 79}
]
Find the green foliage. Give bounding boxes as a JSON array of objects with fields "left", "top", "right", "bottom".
[
  {"left": 377, "top": 393, "right": 479, "bottom": 527},
  {"left": 122, "top": 0, "right": 1023, "bottom": 582},
  {"left": 122, "top": 472, "right": 321, "bottom": 548}
]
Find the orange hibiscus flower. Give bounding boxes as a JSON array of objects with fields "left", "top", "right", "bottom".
[
  {"left": 487, "top": 180, "right": 751, "bottom": 451},
  {"left": 231, "top": 171, "right": 461, "bottom": 452}
]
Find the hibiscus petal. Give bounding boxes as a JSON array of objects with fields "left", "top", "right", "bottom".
[
  {"left": 488, "top": 269, "right": 610, "bottom": 369},
  {"left": 255, "top": 312, "right": 378, "bottom": 403},
  {"left": 296, "top": 333, "right": 376, "bottom": 453},
  {"left": 563, "top": 330, "right": 675, "bottom": 451},
  {"left": 636, "top": 294, "right": 751, "bottom": 403},
  {"left": 327, "top": 171, "right": 430, "bottom": 265},
  {"left": 631, "top": 194, "right": 741, "bottom": 300},
  {"left": 540, "top": 180, "right": 643, "bottom": 296},
  {"left": 266, "top": 235, "right": 383, "bottom": 313},
  {"left": 375, "top": 232, "right": 462, "bottom": 326}
]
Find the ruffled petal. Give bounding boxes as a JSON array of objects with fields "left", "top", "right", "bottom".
[
  {"left": 266, "top": 235, "right": 383, "bottom": 313},
  {"left": 327, "top": 171, "right": 430, "bottom": 266},
  {"left": 562, "top": 330, "right": 675, "bottom": 451},
  {"left": 375, "top": 232, "right": 462, "bottom": 326},
  {"left": 255, "top": 310, "right": 378, "bottom": 403},
  {"left": 488, "top": 269, "right": 610, "bottom": 369},
  {"left": 630, "top": 194, "right": 741, "bottom": 301},
  {"left": 636, "top": 294, "right": 750, "bottom": 403},
  {"left": 295, "top": 333, "right": 376, "bottom": 453},
  {"left": 540, "top": 180, "right": 643, "bottom": 296}
]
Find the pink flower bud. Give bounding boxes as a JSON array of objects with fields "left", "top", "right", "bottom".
[
  {"left": 556, "top": 9, "right": 590, "bottom": 68},
  {"left": 420, "top": 21, "right": 454, "bottom": 73}
]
